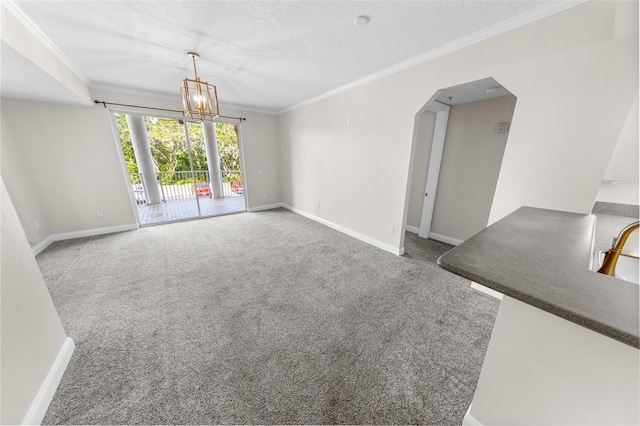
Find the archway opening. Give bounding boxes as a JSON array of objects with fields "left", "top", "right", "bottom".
[{"left": 404, "top": 77, "right": 517, "bottom": 246}]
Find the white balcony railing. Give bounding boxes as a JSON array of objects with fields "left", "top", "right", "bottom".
[{"left": 129, "top": 170, "right": 243, "bottom": 204}]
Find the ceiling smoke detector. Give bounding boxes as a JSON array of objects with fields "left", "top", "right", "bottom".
[{"left": 354, "top": 15, "right": 370, "bottom": 26}]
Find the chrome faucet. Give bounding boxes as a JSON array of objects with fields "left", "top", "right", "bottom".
[{"left": 598, "top": 221, "right": 639, "bottom": 277}]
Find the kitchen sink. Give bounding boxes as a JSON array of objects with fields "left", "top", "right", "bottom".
[{"left": 597, "top": 251, "right": 639, "bottom": 285}]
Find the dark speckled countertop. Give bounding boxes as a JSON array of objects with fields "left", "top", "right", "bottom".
[{"left": 438, "top": 206, "right": 639, "bottom": 348}]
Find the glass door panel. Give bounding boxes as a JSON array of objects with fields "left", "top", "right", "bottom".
[
  {"left": 184, "top": 121, "right": 208, "bottom": 217},
  {"left": 190, "top": 121, "right": 246, "bottom": 218},
  {"left": 208, "top": 123, "right": 246, "bottom": 216},
  {"left": 145, "top": 117, "right": 199, "bottom": 224}
]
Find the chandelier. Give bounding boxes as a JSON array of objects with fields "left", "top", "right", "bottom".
[{"left": 180, "top": 52, "right": 219, "bottom": 121}]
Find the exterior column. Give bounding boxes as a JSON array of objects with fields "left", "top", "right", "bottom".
[
  {"left": 202, "top": 121, "right": 224, "bottom": 198},
  {"left": 125, "top": 115, "right": 162, "bottom": 204}
]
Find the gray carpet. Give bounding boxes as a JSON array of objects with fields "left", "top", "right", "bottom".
[{"left": 38, "top": 208, "right": 499, "bottom": 425}]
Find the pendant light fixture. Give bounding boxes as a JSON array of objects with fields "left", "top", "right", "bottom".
[{"left": 180, "top": 51, "right": 219, "bottom": 121}]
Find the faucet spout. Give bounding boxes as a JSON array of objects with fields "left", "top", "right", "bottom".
[{"left": 597, "top": 221, "right": 639, "bottom": 277}]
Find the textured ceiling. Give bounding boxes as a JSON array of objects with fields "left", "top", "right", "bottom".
[
  {"left": 435, "top": 77, "right": 513, "bottom": 106},
  {"left": 8, "top": 1, "right": 568, "bottom": 113}
]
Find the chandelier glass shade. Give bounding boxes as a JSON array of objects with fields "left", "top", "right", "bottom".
[{"left": 180, "top": 52, "right": 219, "bottom": 121}]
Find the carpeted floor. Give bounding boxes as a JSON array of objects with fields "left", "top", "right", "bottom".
[{"left": 38, "top": 208, "right": 499, "bottom": 425}]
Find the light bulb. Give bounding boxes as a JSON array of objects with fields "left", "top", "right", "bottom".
[{"left": 193, "top": 93, "right": 205, "bottom": 110}]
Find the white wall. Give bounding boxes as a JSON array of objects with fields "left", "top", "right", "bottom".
[
  {"left": 596, "top": 181, "right": 640, "bottom": 206},
  {"left": 0, "top": 110, "right": 55, "bottom": 244},
  {"left": 279, "top": 1, "right": 638, "bottom": 253},
  {"left": 1, "top": 96, "right": 138, "bottom": 243},
  {"left": 279, "top": 76, "right": 417, "bottom": 251},
  {"left": 596, "top": 92, "right": 639, "bottom": 205},
  {"left": 223, "top": 106, "right": 282, "bottom": 209},
  {"left": 604, "top": 92, "right": 639, "bottom": 183},
  {"left": 488, "top": 28, "right": 638, "bottom": 223},
  {"left": 1, "top": 90, "right": 282, "bottom": 247},
  {"left": 0, "top": 178, "right": 68, "bottom": 424},
  {"left": 431, "top": 96, "right": 516, "bottom": 241}
]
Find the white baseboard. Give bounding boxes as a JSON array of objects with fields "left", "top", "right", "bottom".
[
  {"left": 429, "top": 232, "right": 464, "bottom": 246},
  {"left": 30, "top": 235, "right": 56, "bottom": 257},
  {"left": 471, "top": 282, "right": 504, "bottom": 300},
  {"left": 22, "top": 337, "right": 75, "bottom": 425},
  {"left": 50, "top": 223, "right": 139, "bottom": 241},
  {"left": 405, "top": 225, "right": 420, "bottom": 234},
  {"left": 462, "top": 403, "right": 483, "bottom": 426},
  {"left": 282, "top": 204, "right": 403, "bottom": 256},
  {"left": 32, "top": 223, "right": 139, "bottom": 256},
  {"left": 248, "top": 202, "right": 285, "bottom": 212}
]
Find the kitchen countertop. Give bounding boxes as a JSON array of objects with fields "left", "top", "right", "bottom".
[{"left": 437, "top": 206, "right": 639, "bottom": 348}]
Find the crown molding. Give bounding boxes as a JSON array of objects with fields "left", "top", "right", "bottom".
[
  {"left": 219, "top": 102, "right": 277, "bottom": 116},
  {"left": 91, "top": 83, "right": 181, "bottom": 103},
  {"left": 278, "top": 0, "right": 587, "bottom": 115},
  {"left": 2, "top": 0, "right": 91, "bottom": 86}
]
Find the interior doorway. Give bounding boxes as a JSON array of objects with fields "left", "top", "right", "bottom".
[
  {"left": 406, "top": 77, "right": 517, "bottom": 245},
  {"left": 114, "top": 113, "right": 246, "bottom": 226}
]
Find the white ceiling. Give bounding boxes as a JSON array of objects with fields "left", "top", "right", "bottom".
[
  {"left": 435, "top": 77, "right": 513, "bottom": 106},
  {"left": 6, "top": 1, "right": 574, "bottom": 113}
]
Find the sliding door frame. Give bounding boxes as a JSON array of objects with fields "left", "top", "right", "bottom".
[{"left": 105, "top": 104, "right": 247, "bottom": 226}]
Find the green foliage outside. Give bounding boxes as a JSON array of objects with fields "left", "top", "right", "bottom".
[{"left": 115, "top": 113, "right": 242, "bottom": 184}]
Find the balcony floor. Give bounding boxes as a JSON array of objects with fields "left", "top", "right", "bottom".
[{"left": 136, "top": 195, "right": 246, "bottom": 226}]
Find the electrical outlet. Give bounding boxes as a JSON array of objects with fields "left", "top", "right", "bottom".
[
  {"left": 317, "top": 202, "right": 320, "bottom": 208},
  {"left": 34, "top": 221, "right": 40, "bottom": 230},
  {"left": 257, "top": 169, "right": 263, "bottom": 175},
  {"left": 389, "top": 225, "right": 395, "bottom": 233},
  {"left": 96, "top": 210, "right": 104, "bottom": 218}
]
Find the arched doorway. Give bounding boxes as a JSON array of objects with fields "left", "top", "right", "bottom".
[{"left": 406, "top": 77, "right": 517, "bottom": 244}]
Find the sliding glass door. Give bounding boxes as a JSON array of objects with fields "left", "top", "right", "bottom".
[{"left": 114, "top": 113, "right": 246, "bottom": 226}]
